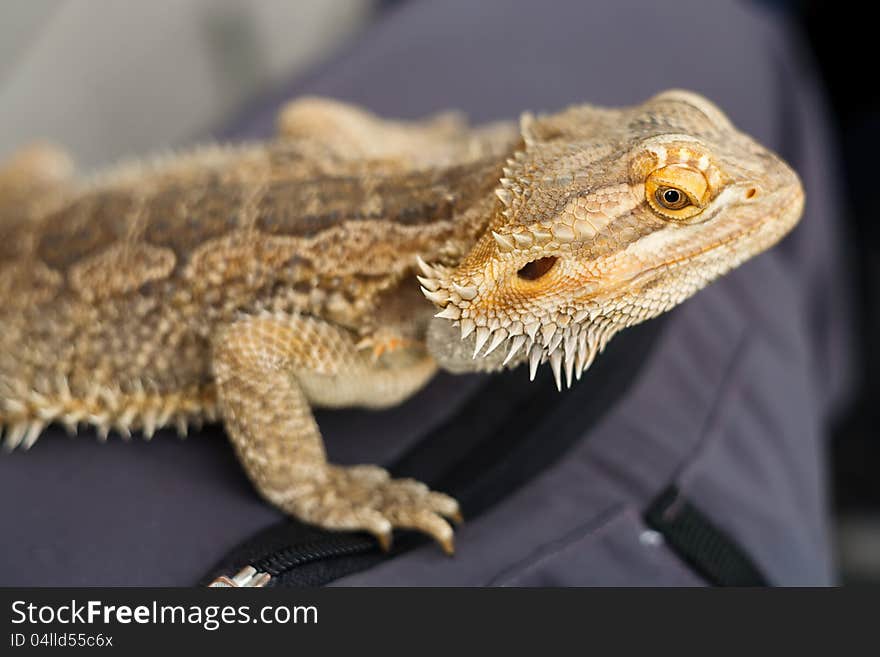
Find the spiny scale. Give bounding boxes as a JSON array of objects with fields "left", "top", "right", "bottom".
[
  {"left": 503, "top": 335, "right": 527, "bottom": 365},
  {"left": 418, "top": 258, "right": 602, "bottom": 390}
]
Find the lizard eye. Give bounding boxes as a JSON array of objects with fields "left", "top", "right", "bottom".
[
  {"left": 656, "top": 187, "right": 689, "bottom": 210},
  {"left": 645, "top": 164, "right": 708, "bottom": 221}
]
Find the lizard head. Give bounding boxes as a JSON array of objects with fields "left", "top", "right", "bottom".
[{"left": 419, "top": 90, "right": 804, "bottom": 388}]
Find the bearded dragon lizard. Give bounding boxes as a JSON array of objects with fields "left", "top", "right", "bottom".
[{"left": 0, "top": 91, "right": 803, "bottom": 555}]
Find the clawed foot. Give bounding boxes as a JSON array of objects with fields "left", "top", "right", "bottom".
[{"left": 278, "top": 465, "right": 462, "bottom": 555}]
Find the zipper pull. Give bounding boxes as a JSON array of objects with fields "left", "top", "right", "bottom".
[{"left": 208, "top": 565, "right": 271, "bottom": 587}]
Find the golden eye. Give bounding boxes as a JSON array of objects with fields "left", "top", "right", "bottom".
[
  {"left": 655, "top": 186, "right": 690, "bottom": 210},
  {"left": 645, "top": 164, "right": 709, "bottom": 221}
]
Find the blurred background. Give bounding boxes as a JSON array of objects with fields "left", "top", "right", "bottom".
[{"left": 0, "top": 0, "right": 876, "bottom": 583}]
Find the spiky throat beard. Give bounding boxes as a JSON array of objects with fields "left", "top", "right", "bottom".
[{"left": 416, "top": 255, "right": 621, "bottom": 391}]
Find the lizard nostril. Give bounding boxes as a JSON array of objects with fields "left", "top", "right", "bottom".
[
  {"left": 517, "top": 256, "right": 558, "bottom": 281},
  {"left": 745, "top": 187, "right": 758, "bottom": 199}
]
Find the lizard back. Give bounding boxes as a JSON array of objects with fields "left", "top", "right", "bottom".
[{"left": 0, "top": 138, "right": 510, "bottom": 429}]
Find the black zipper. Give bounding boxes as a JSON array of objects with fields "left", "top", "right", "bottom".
[{"left": 252, "top": 535, "right": 378, "bottom": 578}]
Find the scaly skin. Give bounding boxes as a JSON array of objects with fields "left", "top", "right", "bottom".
[{"left": 0, "top": 92, "right": 803, "bottom": 554}]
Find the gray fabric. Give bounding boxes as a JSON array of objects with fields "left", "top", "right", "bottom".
[{"left": 0, "top": 0, "right": 853, "bottom": 585}]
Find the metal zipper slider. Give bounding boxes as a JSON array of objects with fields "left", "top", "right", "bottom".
[{"left": 208, "top": 565, "right": 271, "bottom": 587}]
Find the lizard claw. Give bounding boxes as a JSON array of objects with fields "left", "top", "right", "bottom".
[
  {"left": 374, "top": 528, "right": 393, "bottom": 553},
  {"left": 281, "top": 465, "right": 461, "bottom": 556}
]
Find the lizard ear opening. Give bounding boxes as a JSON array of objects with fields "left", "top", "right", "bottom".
[{"left": 517, "top": 256, "right": 557, "bottom": 281}]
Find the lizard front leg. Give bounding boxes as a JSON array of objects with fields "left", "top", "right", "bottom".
[{"left": 211, "top": 312, "right": 460, "bottom": 554}]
